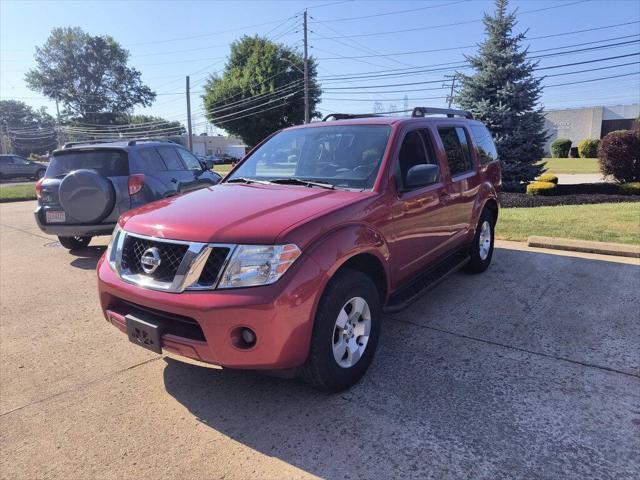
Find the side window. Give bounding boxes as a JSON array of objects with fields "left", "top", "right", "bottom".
[
  {"left": 156, "top": 147, "right": 184, "bottom": 170},
  {"left": 397, "top": 130, "right": 436, "bottom": 186},
  {"left": 137, "top": 148, "right": 167, "bottom": 172},
  {"left": 470, "top": 125, "right": 498, "bottom": 165},
  {"left": 0, "top": 157, "right": 11, "bottom": 164},
  {"left": 12, "top": 156, "right": 28, "bottom": 164},
  {"left": 437, "top": 127, "right": 473, "bottom": 176},
  {"left": 176, "top": 148, "right": 203, "bottom": 171}
]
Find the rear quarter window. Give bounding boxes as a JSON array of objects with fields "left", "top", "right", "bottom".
[
  {"left": 48, "top": 150, "right": 129, "bottom": 177},
  {"left": 470, "top": 125, "right": 498, "bottom": 165}
]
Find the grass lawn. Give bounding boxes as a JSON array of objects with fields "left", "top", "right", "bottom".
[
  {"left": 0, "top": 183, "right": 36, "bottom": 202},
  {"left": 537, "top": 158, "right": 600, "bottom": 174},
  {"left": 213, "top": 164, "right": 234, "bottom": 175},
  {"left": 497, "top": 202, "right": 640, "bottom": 245}
]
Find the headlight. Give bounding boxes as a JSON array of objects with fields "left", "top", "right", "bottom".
[
  {"left": 106, "top": 224, "right": 122, "bottom": 270},
  {"left": 218, "top": 244, "right": 301, "bottom": 289}
]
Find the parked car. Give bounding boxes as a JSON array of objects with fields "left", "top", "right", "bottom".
[
  {"left": 34, "top": 139, "right": 222, "bottom": 250},
  {"left": 0, "top": 154, "right": 46, "bottom": 180},
  {"left": 97, "top": 107, "right": 501, "bottom": 392}
]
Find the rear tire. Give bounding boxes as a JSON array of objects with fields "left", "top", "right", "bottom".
[
  {"left": 34, "top": 169, "right": 45, "bottom": 180},
  {"left": 302, "top": 268, "right": 381, "bottom": 392},
  {"left": 58, "top": 235, "right": 91, "bottom": 250},
  {"left": 465, "top": 209, "right": 495, "bottom": 274}
]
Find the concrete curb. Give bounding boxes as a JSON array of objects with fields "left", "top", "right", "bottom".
[{"left": 527, "top": 236, "right": 640, "bottom": 258}]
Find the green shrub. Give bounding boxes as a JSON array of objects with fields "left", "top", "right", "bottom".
[
  {"left": 598, "top": 130, "right": 640, "bottom": 182},
  {"left": 526, "top": 181, "right": 557, "bottom": 196},
  {"left": 550, "top": 138, "right": 571, "bottom": 158},
  {"left": 619, "top": 182, "right": 640, "bottom": 195},
  {"left": 578, "top": 138, "right": 599, "bottom": 158},
  {"left": 535, "top": 173, "right": 558, "bottom": 184}
]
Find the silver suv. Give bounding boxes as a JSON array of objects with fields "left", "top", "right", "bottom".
[{"left": 34, "top": 139, "right": 222, "bottom": 250}]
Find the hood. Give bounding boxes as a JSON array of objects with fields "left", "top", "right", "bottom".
[{"left": 120, "top": 183, "right": 367, "bottom": 244}]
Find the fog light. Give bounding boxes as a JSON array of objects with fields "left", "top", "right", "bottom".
[{"left": 241, "top": 328, "right": 256, "bottom": 346}]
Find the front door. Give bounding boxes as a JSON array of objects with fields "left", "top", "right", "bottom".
[{"left": 387, "top": 128, "right": 452, "bottom": 286}]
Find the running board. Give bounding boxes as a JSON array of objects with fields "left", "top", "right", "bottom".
[{"left": 383, "top": 250, "right": 470, "bottom": 314}]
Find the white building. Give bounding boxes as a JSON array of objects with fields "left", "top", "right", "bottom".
[
  {"left": 543, "top": 104, "right": 639, "bottom": 154},
  {"left": 171, "top": 134, "right": 247, "bottom": 158}
]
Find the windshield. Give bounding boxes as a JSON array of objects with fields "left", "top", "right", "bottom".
[
  {"left": 48, "top": 149, "right": 129, "bottom": 178},
  {"left": 227, "top": 125, "right": 391, "bottom": 190}
]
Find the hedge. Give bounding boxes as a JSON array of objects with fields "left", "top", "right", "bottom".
[
  {"left": 526, "top": 181, "right": 557, "bottom": 196},
  {"left": 536, "top": 173, "right": 558, "bottom": 184},
  {"left": 620, "top": 182, "right": 640, "bottom": 195},
  {"left": 598, "top": 130, "right": 640, "bottom": 182},
  {"left": 578, "top": 138, "right": 599, "bottom": 158},
  {"left": 551, "top": 138, "right": 572, "bottom": 158}
]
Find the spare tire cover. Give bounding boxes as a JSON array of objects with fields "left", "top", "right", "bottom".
[{"left": 59, "top": 169, "right": 116, "bottom": 223}]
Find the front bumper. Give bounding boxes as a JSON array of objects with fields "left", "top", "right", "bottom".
[
  {"left": 34, "top": 206, "right": 116, "bottom": 237},
  {"left": 97, "top": 253, "right": 325, "bottom": 369}
]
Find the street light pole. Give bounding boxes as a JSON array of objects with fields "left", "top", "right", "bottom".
[
  {"left": 186, "top": 75, "right": 193, "bottom": 151},
  {"left": 303, "top": 9, "right": 309, "bottom": 124}
]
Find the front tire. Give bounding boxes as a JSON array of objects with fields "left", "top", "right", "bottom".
[
  {"left": 58, "top": 235, "right": 91, "bottom": 250},
  {"left": 302, "top": 268, "right": 381, "bottom": 392},
  {"left": 34, "top": 169, "right": 45, "bottom": 180},
  {"left": 465, "top": 209, "right": 495, "bottom": 273}
]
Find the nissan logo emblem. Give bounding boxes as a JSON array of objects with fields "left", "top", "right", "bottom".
[{"left": 140, "top": 247, "right": 162, "bottom": 274}]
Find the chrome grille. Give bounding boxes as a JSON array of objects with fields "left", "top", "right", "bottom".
[
  {"left": 121, "top": 236, "right": 188, "bottom": 283},
  {"left": 198, "top": 247, "right": 231, "bottom": 286},
  {"left": 114, "top": 230, "right": 234, "bottom": 292}
]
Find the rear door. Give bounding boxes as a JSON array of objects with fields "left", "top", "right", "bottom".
[
  {"left": 434, "top": 125, "right": 480, "bottom": 243},
  {"left": 156, "top": 146, "right": 201, "bottom": 194},
  {"left": 11, "top": 156, "right": 34, "bottom": 176}
]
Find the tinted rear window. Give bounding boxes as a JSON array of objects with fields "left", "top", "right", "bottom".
[{"left": 48, "top": 150, "right": 129, "bottom": 178}]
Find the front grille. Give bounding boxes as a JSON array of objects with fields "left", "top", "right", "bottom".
[
  {"left": 121, "top": 235, "right": 188, "bottom": 283},
  {"left": 198, "top": 247, "right": 231, "bottom": 286}
]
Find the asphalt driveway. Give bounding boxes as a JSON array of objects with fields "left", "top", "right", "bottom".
[{"left": 1, "top": 200, "right": 638, "bottom": 480}]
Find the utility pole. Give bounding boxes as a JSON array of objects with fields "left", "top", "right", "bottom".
[
  {"left": 444, "top": 74, "right": 457, "bottom": 108},
  {"left": 303, "top": 9, "right": 309, "bottom": 124},
  {"left": 55, "top": 97, "right": 62, "bottom": 148},
  {"left": 186, "top": 76, "right": 193, "bottom": 151}
]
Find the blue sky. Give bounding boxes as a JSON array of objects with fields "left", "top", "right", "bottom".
[{"left": 1, "top": 0, "right": 639, "bottom": 134}]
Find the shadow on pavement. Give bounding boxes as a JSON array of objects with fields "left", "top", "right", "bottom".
[
  {"left": 69, "top": 245, "right": 106, "bottom": 270},
  {"left": 162, "top": 248, "right": 639, "bottom": 479}
]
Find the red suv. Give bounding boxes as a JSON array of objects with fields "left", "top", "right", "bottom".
[{"left": 97, "top": 107, "right": 501, "bottom": 392}]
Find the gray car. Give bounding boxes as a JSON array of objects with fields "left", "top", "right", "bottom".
[
  {"left": 0, "top": 154, "right": 47, "bottom": 180},
  {"left": 34, "top": 139, "right": 222, "bottom": 250}
]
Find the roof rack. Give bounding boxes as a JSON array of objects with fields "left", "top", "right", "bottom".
[
  {"left": 411, "top": 107, "right": 473, "bottom": 119},
  {"left": 322, "top": 113, "right": 383, "bottom": 121},
  {"left": 61, "top": 138, "right": 177, "bottom": 149},
  {"left": 62, "top": 139, "right": 124, "bottom": 149}
]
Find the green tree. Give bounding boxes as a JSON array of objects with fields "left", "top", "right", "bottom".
[
  {"left": 454, "top": 0, "right": 547, "bottom": 186},
  {"left": 202, "top": 35, "right": 321, "bottom": 146},
  {"left": 0, "top": 100, "right": 57, "bottom": 155},
  {"left": 25, "top": 27, "right": 155, "bottom": 123}
]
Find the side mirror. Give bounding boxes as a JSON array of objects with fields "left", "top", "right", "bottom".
[{"left": 405, "top": 164, "right": 440, "bottom": 189}]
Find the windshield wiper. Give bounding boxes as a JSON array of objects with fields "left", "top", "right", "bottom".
[
  {"left": 226, "top": 177, "right": 272, "bottom": 185},
  {"left": 269, "top": 178, "right": 336, "bottom": 190}
]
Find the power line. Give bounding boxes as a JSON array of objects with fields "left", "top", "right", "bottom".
[
  {"left": 546, "top": 71, "right": 640, "bottom": 87},
  {"left": 311, "top": 0, "right": 466, "bottom": 22},
  {"left": 312, "top": 0, "right": 591, "bottom": 39}
]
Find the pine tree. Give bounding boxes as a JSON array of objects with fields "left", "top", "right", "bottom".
[{"left": 455, "top": 0, "right": 547, "bottom": 187}]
